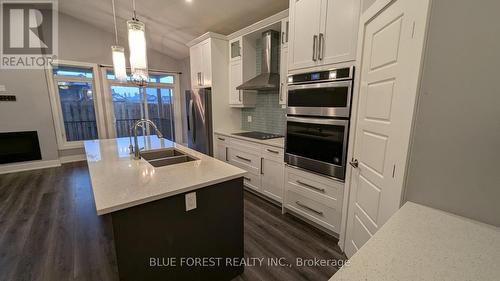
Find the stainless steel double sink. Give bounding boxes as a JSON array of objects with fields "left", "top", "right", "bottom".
[{"left": 140, "top": 148, "right": 197, "bottom": 167}]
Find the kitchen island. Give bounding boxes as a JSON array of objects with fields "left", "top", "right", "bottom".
[{"left": 84, "top": 136, "right": 247, "bottom": 281}]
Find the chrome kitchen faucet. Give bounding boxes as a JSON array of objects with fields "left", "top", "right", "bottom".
[{"left": 130, "top": 119, "right": 164, "bottom": 160}]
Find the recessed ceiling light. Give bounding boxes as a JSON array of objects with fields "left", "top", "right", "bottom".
[{"left": 186, "top": 0, "right": 193, "bottom": 3}]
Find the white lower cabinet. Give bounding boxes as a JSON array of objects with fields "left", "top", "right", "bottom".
[
  {"left": 284, "top": 165, "right": 344, "bottom": 234},
  {"left": 214, "top": 133, "right": 284, "bottom": 203},
  {"left": 214, "top": 133, "right": 344, "bottom": 235},
  {"left": 261, "top": 158, "right": 284, "bottom": 202},
  {"left": 242, "top": 171, "right": 261, "bottom": 192},
  {"left": 214, "top": 135, "right": 229, "bottom": 161}
]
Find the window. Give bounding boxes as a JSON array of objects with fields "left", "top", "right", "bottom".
[
  {"left": 57, "top": 80, "right": 98, "bottom": 141},
  {"left": 105, "top": 70, "right": 176, "bottom": 141},
  {"left": 47, "top": 61, "right": 180, "bottom": 150},
  {"left": 48, "top": 61, "right": 105, "bottom": 149}
]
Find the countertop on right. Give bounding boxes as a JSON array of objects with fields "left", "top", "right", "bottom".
[{"left": 330, "top": 201, "right": 500, "bottom": 281}]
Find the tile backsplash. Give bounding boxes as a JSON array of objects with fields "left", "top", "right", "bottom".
[
  {"left": 240, "top": 37, "right": 286, "bottom": 135},
  {"left": 241, "top": 93, "right": 286, "bottom": 135}
]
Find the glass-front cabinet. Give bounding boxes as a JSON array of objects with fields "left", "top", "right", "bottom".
[{"left": 230, "top": 37, "right": 242, "bottom": 60}]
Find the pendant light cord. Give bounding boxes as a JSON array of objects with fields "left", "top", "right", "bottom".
[
  {"left": 132, "top": 0, "right": 137, "bottom": 20},
  {"left": 111, "top": 0, "right": 118, "bottom": 44}
]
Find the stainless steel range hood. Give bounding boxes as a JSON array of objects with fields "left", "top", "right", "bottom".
[{"left": 236, "top": 30, "right": 280, "bottom": 91}]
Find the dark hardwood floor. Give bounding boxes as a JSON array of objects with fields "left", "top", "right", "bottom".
[{"left": 0, "top": 162, "right": 346, "bottom": 281}]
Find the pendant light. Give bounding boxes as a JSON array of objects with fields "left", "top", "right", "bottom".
[
  {"left": 127, "top": 0, "right": 149, "bottom": 86},
  {"left": 110, "top": 0, "right": 127, "bottom": 82}
]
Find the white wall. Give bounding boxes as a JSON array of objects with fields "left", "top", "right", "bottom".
[
  {"left": 0, "top": 13, "right": 188, "bottom": 163},
  {"left": 405, "top": 0, "right": 500, "bottom": 227}
]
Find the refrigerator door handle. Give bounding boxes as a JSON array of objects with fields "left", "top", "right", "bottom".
[
  {"left": 187, "top": 99, "right": 191, "bottom": 132},
  {"left": 190, "top": 99, "right": 196, "bottom": 143}
]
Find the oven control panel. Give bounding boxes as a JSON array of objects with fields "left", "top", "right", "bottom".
[{"left": 288, "top": 66, "right": 353, "bottom": 85}]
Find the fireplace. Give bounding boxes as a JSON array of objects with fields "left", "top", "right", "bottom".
[{"left": 0, "top": 131, "right": 42, "bottom": 164}]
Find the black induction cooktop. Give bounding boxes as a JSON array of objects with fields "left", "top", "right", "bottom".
[{"left": 232, "top": 131, "right": 283, "bottom": 140}]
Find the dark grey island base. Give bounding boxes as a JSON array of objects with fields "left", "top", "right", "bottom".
[{"left": 110, "top": 178, "right": 244, "bottom": 281}]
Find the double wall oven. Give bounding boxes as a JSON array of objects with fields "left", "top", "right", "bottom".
[{"left": 285, "top": 67, "right": 354, "bottom": 181}]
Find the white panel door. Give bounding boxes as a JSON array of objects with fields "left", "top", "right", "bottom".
[
  {"left": 344, "top": 0, "right": 430, "bottom": 257},
  {"left": 288, "top": 0, "right": 322, "bottom": 71},
  {"left": 320, "top": 0, "right": 361, "bottom": 65}
]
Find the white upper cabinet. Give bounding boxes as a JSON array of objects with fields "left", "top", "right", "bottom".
[
  {"left": 279, "top": 46, "right": 289, "bottom": 106},
  {"left": 229, "top": 60, "right": 243, "bottom": 105},
  {"left": 228, "top": 36, "right": 256, "bottom": 107},
  {"left": 288, "top": 0, "right": 361, "bottom": 71},
  {"left": 320, "top": 0, "right": 361, "bottom": 65},
  {"left": 201, "top": 40, "right": 212, "bottom": 86},
  {"left": 279, "top": 18, "right": 289, "bottom": 106},
  {"left": 190, "top": 43, "right": 202, "bottom": 88},
  {"left": 289, "top": 0, "right": 323, "bottom": 70},
  {"left": 229, "top": 38, "right": 242, "bottom": 61},
  {"left": 189, "top": 39, "right": 212, "bottom": 88},
  {"left": 281, "top": 18, "right": 290, "bottom": 49}
]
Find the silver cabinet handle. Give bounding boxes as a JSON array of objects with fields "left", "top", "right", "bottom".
[
  {"left": 244, "top": 176, "right": 251, "bottom": 182},
  {"left": 217, "top": 137, "right": 225, "bottom": 141},
  {"left": 296, "top": 201, "right": 323, "bottom": 216},
  {"left": 282, "top": 31, "right": 285, "bottom": 44},
  {"left": 238, "top": 90, "right": 242, "bottom": 102},
  {"left": 318, "top": 33, "right": 324, "bottom": 60},
  {"left": 285, "top": 21, "right": 289, "bottom": 43},
  {"left": 266, "top": 149, "right": 279, "bottom": 154},
  {"left": 260, "top": 157, "right": 264, "bottom": 175},
  {"left": 297, "top": 180, "right": 325, "bottom": 193},
  {"left": 312, "top": 35, "right": 318, "bottom": 61},
  {"left": 350, "top": 159, "right": 359, "bottom": 168},
  {"left": 236, "top": 155, "right": 251, "bottom": 162},
  {"left": 197, "top": 72, "right": 202, "bottom": 86},
  {"left": 225, "top": 147, "right": 228, "bottom": 162},
  {"left": 279, "top": 83, "right": 283, "bottom": 101}
]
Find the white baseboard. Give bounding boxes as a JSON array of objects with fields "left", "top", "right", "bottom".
[
  {"left": 0, "top": 159, "right": 61, "bottom": 175},
  {"left": 59, "top": 154, "right": 86, "bottom": 164}
]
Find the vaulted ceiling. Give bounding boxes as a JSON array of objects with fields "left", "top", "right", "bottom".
[{"left": 59, "top": 0, "right": 289, "bottom": 59}]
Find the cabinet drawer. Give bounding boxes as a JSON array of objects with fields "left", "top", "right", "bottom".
[
  {"left": 261, "top": 145, "right": 284, "bottom": 161},
  {"left": 285, "top": 189, "right": 341, "bottom": 233},
  {"left": 286, "top": 166, "right": 343, "bottom": 202},
  {"left": 242, "top": 172, "right": 261, "bottom": 191},
  {"left": 228, "top": 148, "right": 261, "bottom": 175},
  {"left": 214, "top": 134, "right": 229, "bottom": 145},
  {"left": 230, "top": 138, "right": 261, "bottom": 151}
]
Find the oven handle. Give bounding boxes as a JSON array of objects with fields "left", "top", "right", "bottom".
[
  {"left": 287, "top": 116, "right": 349, "bottom": 127},
  {"left": 288, "top": 80, "right": 352, "bottom": 91}
]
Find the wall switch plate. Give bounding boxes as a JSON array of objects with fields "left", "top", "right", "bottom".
[
  {"left": 185, "top": 192, "right": 197, "bottom": 211},
  {"left": 247, "top": 116, "right": 252, "bottom": 122}
]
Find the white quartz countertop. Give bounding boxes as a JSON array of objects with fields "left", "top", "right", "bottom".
[
  {"left": 84, "top": 136, "right": 246, "bottom": 215},
  {"left": 214, "top": 131, "right": 285, "bottom": 148},
  {"left": 330, "top": 202, "right": 500, "bottom": 281}
]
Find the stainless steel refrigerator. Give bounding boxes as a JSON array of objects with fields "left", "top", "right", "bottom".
[{"left": 185, "top": 88, "right": 213, "bottom": 156}]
